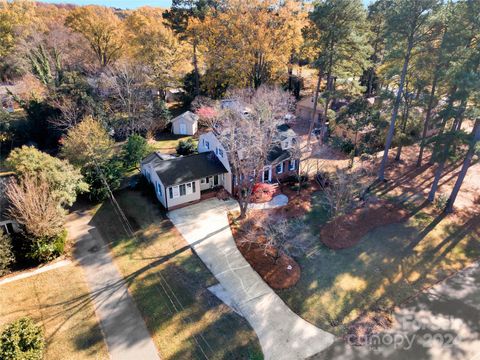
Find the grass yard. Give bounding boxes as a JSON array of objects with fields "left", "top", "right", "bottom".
[
  {"left": 0, "top": 263, "right": 108, "bottom": 360},
  {"left": 149, "top": 133, "right": 197, "bottom": 155},
  {"left": 91, "top": 189, "right": 262, "bottom": 360},
  {"left": 277, "top": 190, "right": 480, "bottom": 336}
]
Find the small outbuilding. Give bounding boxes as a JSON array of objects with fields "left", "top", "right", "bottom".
[{"left": 171, "top": 111, "right": 199, "bottom": 136}]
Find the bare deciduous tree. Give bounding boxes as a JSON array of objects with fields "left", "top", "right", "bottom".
[
  {"left": 6, "top": 177, "right": 65, "bottom": 239},
  {"left": 242, "top": 218, "right": 307, "bottom": 264},
  {"left": 217, "top": 86, "right": 294, "bottom": 218},
  {"left": 98, "top": 61, "right": 155, "bottom": 137}
]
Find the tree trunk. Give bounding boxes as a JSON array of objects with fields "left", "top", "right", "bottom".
[
  {"left": 395, "top": 94, "right": 410, "bottom": 161},
  {"left": 445, "top": 119, "right": 480, "bottom": 213},
  {"left": 417, "top": 70, "right": 439, "bottom": 167},
  {"left": 193, "top": 39, "right": 200, "bottom": 97},
  {"left": 307, "top": 69, "right": 322, "bottom": 146},
  {"left": 428, "top": 160, "right": 445, "bottom": 202},
  {"left": 378, "top": 38, "right": 414, "bottom": 181}
]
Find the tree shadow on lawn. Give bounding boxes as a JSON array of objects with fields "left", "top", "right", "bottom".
[
  {"left": 86, "top": 188, "right": 262, "bottom": 359},
  {"left": 278, "top": 198, "right": 480, "bottom": 337}
]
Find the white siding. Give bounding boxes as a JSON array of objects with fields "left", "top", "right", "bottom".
[
  {"left": 198, "top": 132, "right": 232, "bottom": 193},
  {"left": 141, "top": 162, "right": 167, "bottom": 208},
  {"left": 165, "top": 180, "right": 201, "bottom": 208}
]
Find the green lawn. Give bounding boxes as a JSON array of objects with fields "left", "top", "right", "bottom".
[
  {"left": 277, "top": 191, "right": 480, "bottom": 336},
  {"left": 0, "top": 263, "right": 108, "bottom": 360},
  {"left": 91, "top": 188, "right": 262, "bottom": 360},
  {"left": 149, "top": 133, "right": 197, "bottom": 155}
]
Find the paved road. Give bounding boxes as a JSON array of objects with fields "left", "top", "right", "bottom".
[
  {"left": 168, "top": 198, "right": 335, "bottom": 360},
  {"left": 313, "top": 262, "right": 480, "bottom": 360},
  {"left": 67, "top": 210, "right": 160, "bottom": 360}
]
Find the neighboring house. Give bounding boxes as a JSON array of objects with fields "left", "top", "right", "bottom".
[
  {"left": 171, "top": 111, "right": 199, "bottom": 135},
  {"left": 0, "top": 85, "right": 17, "bottom": 113},
  {"left": 296, "top": 96, "right": 323, "bottom": 123},
  {"left": 165, "top": 88, "right": 185, "bottom": 103},
  {"left": 0, "top": 174, "right": 19, "bottom": 234},
  {"left": 142, "top": 123, "right": 300, "bottom": 210}
]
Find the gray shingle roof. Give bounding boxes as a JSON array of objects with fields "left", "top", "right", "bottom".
[{"left": 145, "top": 151, "right": 228, "bottom": 187}]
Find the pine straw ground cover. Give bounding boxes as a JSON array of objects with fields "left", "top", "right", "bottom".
[
  {"left": 320, "top": 200, "right": 410, "bottom": 249},
  {"left": 0, "top": 263, "right": 108, "bottom": 360},
  {"left": 275, "top": 146, "right": 480, "bottom": 338},
  {"left": 91, "top": 189, "right": 262, "bottom": 360},
  {"left": 228, "top": 212, "right": 301, "bottom": 289}
]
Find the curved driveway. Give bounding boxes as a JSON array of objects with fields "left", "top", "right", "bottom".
[{"left": 168, "top": 198, "right": 335, "bottom": 360}]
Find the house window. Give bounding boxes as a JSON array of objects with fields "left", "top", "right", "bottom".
[
  {"left": 205, "top": 141, "right": 210, "bottom": 149},
  {"left": 179, "top": 184, "right": 186, "bottom": 196},
  {"left": 289, "top": 159, "right": 296, "bottom": 171},
  {"left": 276, "top": 162, "right": 284, "bottom": 174},
  {"left": 186, "top": 182, "right": 196, "bottom": 195},
  {"left": 156, "top": 182, "right": 162, "bottom": 197},
  {"left": 218, "top": 149, "right": 223, "bottom": 157}
]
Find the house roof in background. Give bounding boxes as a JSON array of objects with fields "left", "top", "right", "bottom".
[
  {"left": 267, "top": 146, "right": 291, "bottom": 165},
  {"left": 170, "top": 111, "right": 199, "bottom": 124},
  {"left": 145, "top": 151, "right": 228, "bottom": 187}
]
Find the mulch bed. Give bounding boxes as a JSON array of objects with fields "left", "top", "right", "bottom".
[
  {"left": 273, "top": 181, "right": 322, "bottom": 218},
  {"left": 237, "top": 242, "right": 301, "bottom": 289},
  {"left": 320, "top": 200, "right": 411, "bottom": 250},
  {"left": 228, "top": 213, "right": 301, "bottom": 289}
]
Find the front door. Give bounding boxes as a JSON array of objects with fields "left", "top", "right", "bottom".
[
  {"left": 179, "top": 123, "right": 187, "bottom": 135},
  {"left": 213, "top": 175, "right": 219, "bottom": 186},
  {"left": 263, "top": 167, "right": 271, "bottom": 183}
]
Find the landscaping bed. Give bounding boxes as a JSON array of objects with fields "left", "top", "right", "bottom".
[
  {"left": 229, "top": 212, "right": 301, "bottom": 289},
  {"left": 238, "top": 241, "right": 300, "bottom": 289},
  {"left": 320, "top": 200, "right": 410, "bottom": 249}
]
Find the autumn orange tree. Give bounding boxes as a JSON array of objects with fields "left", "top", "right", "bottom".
[{"left": 190, "top": 0, "right": 305, "bottom": 97}]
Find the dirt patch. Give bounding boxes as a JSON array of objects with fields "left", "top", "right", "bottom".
[
  {"left": 320, "top": 200, "right": 410, "bottom": 250},
  {"left": 229, "top": 213, "right": 301, "bottom": 289},
  {"left": 344, "top": 309, "right": 393, "bottom": 346}
]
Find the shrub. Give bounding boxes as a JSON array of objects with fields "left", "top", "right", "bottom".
[
  {"left": 28, "top": 229, "right": 67, "bottom": 263},
  {"left": 0, "top": 231, "right": 14, "bottom": 276},
  {"left": 176, "top": 138, "right": 196, "bottom": 156},
  {"left": 122, "top": 134, "right": 149, "bottom": 169},
  {"left": 331, "top": 136, "right": 354, "bottom": 154},
  {"left": 0, "top": 317, "right": 45, "bottom": 360}
]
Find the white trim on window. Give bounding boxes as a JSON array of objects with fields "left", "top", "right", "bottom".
[
  {"left": 289, "top": 159, "right": 296, "bottom": 171},
  {"left": 276, "top": 162, "right": 284, "bottom": 174}
]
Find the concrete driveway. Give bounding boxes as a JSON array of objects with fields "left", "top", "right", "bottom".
[
  {"left": 313, "top": 262, "right": 480, "bottom": 360},
  {"left": 168, "top": 198, "right": 335, "bottom": 360}
]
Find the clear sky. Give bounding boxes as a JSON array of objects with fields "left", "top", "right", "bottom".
[{"left": 40, "top": 0, "right": 372, "bottom": 10}]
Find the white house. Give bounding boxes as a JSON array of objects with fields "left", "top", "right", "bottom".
[
  {"left": 141, "top": 151, "right": 229, "bottom": 210},
  {"left": 170, "top": 111, "right": 199, "bottom": 135},
  {"left": 141, "top": 123, "right": 300, "bottom": 210}
]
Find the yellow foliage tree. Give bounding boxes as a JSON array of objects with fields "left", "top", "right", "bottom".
[
  {"left": 65, "top": 5, "right": 125, "bottom": 67},
  {"left": 125, "top": 7, "right": 191, "bottom": 93},
  {"left": 190, "top": 0, "right": 305, "bottom": 96}
]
